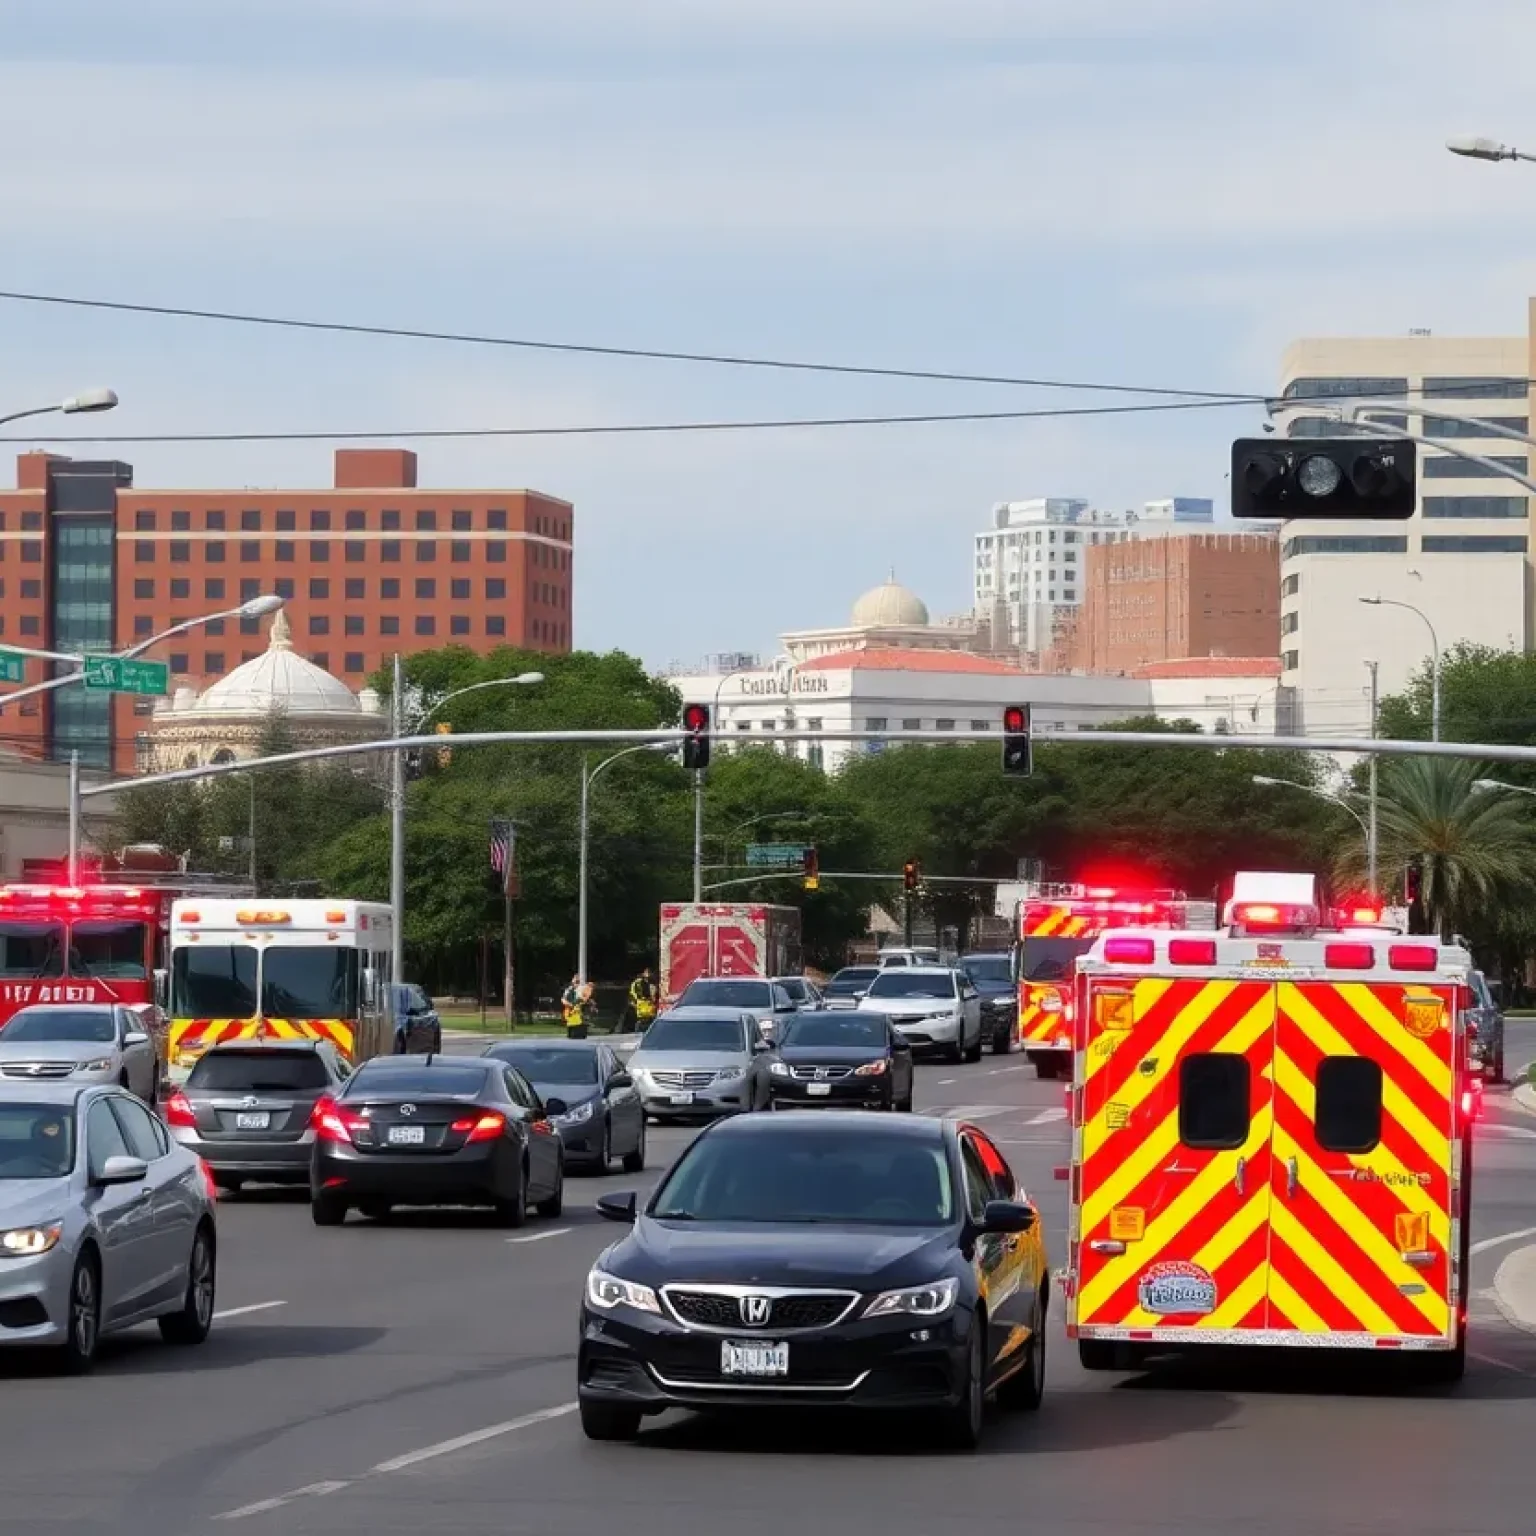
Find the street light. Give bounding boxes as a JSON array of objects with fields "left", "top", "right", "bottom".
[
  {"left": 0, "top": 387, "right": 118, "bottom": 430},
  {"left": 577, "top": 741, "right": 680, "bottom": 985},
  {"left": 1446, "top": 135, "right": 1536, "bottom": 164},
  {"left": 1251, "top": 772, "right": 1377, "bottom": 896},
  {"left": 1473, "top": 778, "right": 1536, "bottom": 798},
  {"left": 1359, "top": 596, "right": 1440, "bottom": 742},
  {"left": 388, "top": 666, "right": 545, "bottom": 987}
]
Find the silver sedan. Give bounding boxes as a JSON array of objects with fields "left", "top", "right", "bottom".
[
  {"left": 0, "top": 1084, "right": 218, "bottom": 1371},
  {"left": 0, "top": 1004, "right": 160, "bottom": 1102}
]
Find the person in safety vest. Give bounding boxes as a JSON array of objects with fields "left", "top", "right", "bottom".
[
  {"left": 561, "top": 976, "right": 594, "bottom": 1039},
  {"left": 629, "top": 967, "right": 658, "bottom": 1032}
]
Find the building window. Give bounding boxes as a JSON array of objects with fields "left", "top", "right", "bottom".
[
  {"left": 486, "top": 615, "right": 505, "bottom": 636},
  {"left": 1422, "top": 376, "right": 1530, "bottom": 400},
  {"left": 451, "top": 541, "right": 471, "bottom": 563},
  {"left": 309, "top": 615, "right": 330, "bottom": 636},
  {"left": 451, "top": 615, "right": 470, "bottom": 636},
  {"left": 240, "top": 578, "right": 260, "bottom": 600},
  {"left": 241, "top": 509, "right": 261, "bottom": 531},
  {"left": 206, "top": 542, "right": 226, "bottom": 563},
  {"left": 935, "top": 718, "right": 955, "bottom": 731},
  {"left": 1282, "top": 536, "right": 1408, "bottom": 558},
  {"left": 134, "top": 510, "right": 156, "bottom": 531},
  {"left": 415, "top": 509, "right": 436, "bottom": 531},
  {"left": 1421, "top": 535, "right": 1529, "bottom": 553},
  {"left": 205, "top": 620, "right": 227, "bottom": 639},
  {"left": 488, "top": 509, "right": 507, "bottom": 530},
  {"left": 1282, "top": 376, "right": 1408, "bottom": 401},
  {"left": 170, "top": 578, "right": 190, "bottom": 599},
  {"left": 344, "top": 652, "right": 365, "bottom": 674},
  {"left": 276, "top": 540, "right": 295, "bottom": 562},
  {"left": 1422, "top": 415, "right": 1529, "bottom": 439},
  {"left": 865, "top": 717, "right": 888, "bottom": 732},
  {"left": 451, "top": 578, "right": 470, "bottom": 600},
  {"left": 205, "top": 578, "right": 225, "bottom": 600},
  {"left": 416, "top": 541, "right": 436, "bottom": 562},
  {"left": 1288, "top": 413, "right": 1407, "bottom": 437},
  {"left": 970, "top": 720, "right": 990, "bottom": 731},
  {"left": 310, "top": 578, "right": 330, "bottom": 599},
  {"left": 415, "top": 579, "right": 436, "bottom": 599},
  {"left": 19, "top": 579, "right": 37, "bottom": 599},
  {"left": 1423, "top": 454, "right": 1527, "bottom": 480},
  {"left": 240, "top": 616, "right": 259, "bottom": 636},
  {"left": 310, "top": 652, "right": 329, "bottom": 669},
  {"left": 169, "top": 541, "right": 190, "bottom": 562},
  {"left": 1282, "top": 649, "right": 1300, "bottom": 670},
  {"left": 134, "top": 615, "right": 153, "bottom": 637},
  {"left": 275, "top": 509, "right": 296, "bottom": 532},
  {"left": 310, "top": 509, "right": 331, "bottom": 531},
  {"left": 452, "top": 509, "right": 472, "bottom": 531},
  {"left": 345, "top": 615, "right": 364, "bottom": 635},
  {"left": 169, "top": 652, "right": 189, "bottom": 674},
  {"left": 134, "top": 578, "right": 154, "bottom": 599},
  {"left": 204, "top": 651, "right": 224, "bottom": 674},
  {"left": 206, "top": 510, "right": 226, "bottom": 531},
  {"left": 381, "top": 509, "right": 400, "bottom": 531},
  {"left": 381, "top": 615, "right": 399, "bottom": 635},
  {"left": 18, "top": 615, "right": 38, "bottom": 636},
  {"left": 380, "top": 541, "right": 400, "bottom": 562},
  {"left": 1421, "top": 495, "right": 1527, "bottom": 519},
  {"left": 345, "top": 578, "right": 365, "bottom": 600},
  {"left": 345, "top": 541, "right": 366, "bottom": 563},
  {"left": 1281, "top": 612, "right": 1299, "bottom": 634},
  {"left": 345, "top": 509, "right": 366, "bottom": 530},
  {"left": 273, "top": 579, "right": 293, "bottom": 599},
  {"left": 1281, "top": 574, "right": 1300, "bottom": 597},
  {"left": 381, "top": 578, "right": 400, "bottom": 599},
  {"left": 170, "top": 509, "right": 191, "bottom": 532},
  {"left": 21, "top": 543, "right": 41, "bottom": 564},
  {"left": 310, "top": 540, "right": 329, "bottom": 561},
  {"left": 414, "top": 616, "right": 435, "bottom": 636},
  {"left": 487, "top": 541, "right": 506, "bottom": 563},
  {"left": 240, "top": 541, "right": 261, "bottom": 562},
  {"left": 486, "top": 578, "right": 506, "bottom": 599}
]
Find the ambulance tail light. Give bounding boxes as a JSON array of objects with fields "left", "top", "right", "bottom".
[
  {"left": 1103, "top": 937, "right": 1155, "bottom": 964},
  {"left": 1388, "top": 944, "right": 1438, "bottom": 972},
  {"left": 1323, "top": 943, "right": 1376, "bottom": 970},
  {"left": 1168, "top": 938, "right": 1216, "bottom": 966},
  {"left": 178, "top": 911, "right": 200, "bottom": 925}
]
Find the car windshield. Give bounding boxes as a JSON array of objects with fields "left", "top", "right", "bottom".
[
  {"left": 172, "top": 944, "right": 258, "bottom": 1018},
  {"left": 780, "top": 1014, "right": 887, "bottom": 1048},
  {"left": 261, "top": 946, "right": 360, "bottom": 1018},
  {"left": 824, "top": 970, "right": 878, "bottom": 996},
  {"left": 642, "top": 1017, "right": 747, "bottom": 1053},
  {"left": 962, "top": 956, "right": 1012, "bottom": 985},
  {"left": 0, "top": 1102, "right": 76, "bottom": 1179},
  {"left": 1, "top": 1008, "right": 116, "bottom": 1043},
  {"left": 347, "top": 1063, "right": 489, "bottom": 1098},
  {"left": 1023, "top": 937, "right": 1092, "bottom": 982},
  {"left": 679, "top": 980, "right": 769, "bottom": 1008},
  {"left": 0, "top": 921, "right": 64, "bottom": 979},
  {"left": 489, "top": 1046, "right": 598, "bottom": 1085},
  {"left": 70, "top": 921, "right": 149, "bottom": 980},
  {"left": 866, "top": 972, "right": 956, "bottom": 1000},
  {"left": 188, "top": 1050, "right": 332, "bottom": 1092},
  {"left": 653, "top": 1129, "right": 954, "bottom": 1225}
]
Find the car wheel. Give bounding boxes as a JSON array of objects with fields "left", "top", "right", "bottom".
[
  {"left": 939, "top": 1318, "right": 986, "bottom": 1450},
  {"left": 1035, "top": 1056, "right": 1060, "bottom": 1081},
  {"left": 946, "top": 1040, "right": 964, "bottom": 1065},
  {"left": 494, "top": 1164, "right": 529, "bottom": 1228},
  {"left": 57, "top": 1250, "right": 102, "bottom": 1375},
  {"left": 998, "top": 1289, "right": 1047, "bottom": 1411},
  {"left": 535, "top": 1160, "right": 565, "bottom": 1219},
  {"left": 621, "top": 1121, "right": 647, "bottom": 1174},
  {"left": 964, "top": 1026, "right": 983, "bottom": 1064},
  {"left": 898, "top": 1084, "right": 915, "bottom": 1112},
  {"left": 311, "top": 1193, "right": 348, "bottom": 1226},
  {"left": 580, "top": 1400, "right": 642, "bottom": 1441},
  {"left": 990, "top": 1024, "right": 1010, "bottom": 1056},
  {"left": 159, "top": 1223, "right": 216, "bottom": 1346},
  {"left": 592, "top": 1120, "right": 612, "bottom": 1174}
]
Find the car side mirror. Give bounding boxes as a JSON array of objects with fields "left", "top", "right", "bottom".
[
  {"left": 607, "top": 1073, "right": 633, "bottom": 1091},
  {"left": 122, "top": 1030, "right": 150, "bottom": 1049},
  {"left": 596, "top": 1191, "right": 638, "bottom": 1224},
  {"left": 544, "top": 1097, "right": 570, "bottom": 1118},
  {"left": 95, "top": 1154, "right": 148, "bottom": 1187},
  {"left": 980, "top": 1199, "right": 1036, "bottom": 1235}
]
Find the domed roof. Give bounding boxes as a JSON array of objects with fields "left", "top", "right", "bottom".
[
  {"left": 194, "top": 611, "right": 363, "bottom": 717},
  {"left": 850, "top": 574, "right": 929, "bottom": 629}
]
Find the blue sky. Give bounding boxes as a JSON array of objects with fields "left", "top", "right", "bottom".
[{"left": 4, "top": 0, "right": 1535, "bottom": 668}]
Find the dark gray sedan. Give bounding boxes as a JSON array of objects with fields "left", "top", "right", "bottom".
[
  {"left": 163, "top": 1040, "right": 351, "bottom": 1191},
  {"left": 483, "top": 1039, "right": 645, "bottom": 1174}
]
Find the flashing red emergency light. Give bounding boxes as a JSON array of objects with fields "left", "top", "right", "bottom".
[
  {"left": 1168, "top": 938, "right": 1217, "bottom": 966},
  {"left": 1231, "top": 901, "right": 1320, "bottom": 931},
  {"left": 681, "top": 703, "right": 711, "bottom": 772},
  {"left": 1323, "top": 943, "right": 1375, "bottom": 970},
  {"left": 1388, "top": 944, "right": 1438, "bottom": 972},
  {"left": 1103, "top": 936, "right": 1155, "bottom": 964}
]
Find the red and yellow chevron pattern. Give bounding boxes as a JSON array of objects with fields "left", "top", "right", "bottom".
[
  {"left": 1022, "top": 906, "right": 1093, "bottom": 939},
  {"left": 1019, "top": 985, "right": 1070, "bottom": 1047},
  {"left": 170, "top": 1016, "right": 357, "bottom": 1063},
  {"left": 1071, "top": 975, "right": 1459, "bottom": 1344}
]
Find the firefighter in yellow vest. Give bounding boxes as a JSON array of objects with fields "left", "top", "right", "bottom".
[
  {"left": 629, "top": 967, "right": 659, "bottom": 1032},
  {"left": 561, "top": 976, "right": 594, "bottom": 1039}
]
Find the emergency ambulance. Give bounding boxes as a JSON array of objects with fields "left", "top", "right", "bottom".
[
  {"left": 1013, "top": 884, "right": 1217, "bottom": 1079},
  {"left": 166, "top": 898, "right": 396, "bottom": 1073},
  {"left": 1063, "top": 872, "right": 1475, "bottom": 1380}
]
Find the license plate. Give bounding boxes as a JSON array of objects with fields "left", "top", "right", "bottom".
[
  {"left": 669, "top": 1092, "right": 695, "bottom": 1106},
  {"left": 234, "top": 1112, "right": 270, "bottom": 1130},
  {"left": 721, "top": 1339, "right": 789, "bottom": 1377},
  {"left": 806, "top": 1083, "right": 832, "bottom": 1097},
  {"left": 387, "top": 1125, "right": 426, "bottom": 1145}
]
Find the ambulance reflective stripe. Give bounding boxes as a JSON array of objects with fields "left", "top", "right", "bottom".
[
  {"left": 169, "top": 1018, "right": 250, "bottom": 1056},
  {"left": 1023, "top": 909, "right": 1091, "bottom": 938},
  {"left": 169, "top": 1017, "right": 356, "bottom": 1057}
]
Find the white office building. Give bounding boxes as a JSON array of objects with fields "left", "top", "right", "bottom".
[{"left": 1275, "top": 334, "right": 1532, "bottom": 737}]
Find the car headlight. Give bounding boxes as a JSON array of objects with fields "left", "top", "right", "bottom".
[
  {"left": 769, "top": 1061, "right": 790, "bottom": 1077},
  {"left": 555, "top": 1100, "right": 595, "bottom": 1126},
  {"left": 0, "top": 1223, "right": 62, "bottom": 1258},
  {"left": 862, "top": 1277, "right": 959, "bottom": 1319},
  {"left": 714, "top": 1066, "right": 745, "bottom": 1081},
  {"left": 853, "top": 1059, "right": 888, "bottom": 1077},
  {"left": 79, "top": 1059, "right": 114, "bottom": 1073},
  {"left": 586, "top": 1268, "right": 661, "bottom": 1315}
]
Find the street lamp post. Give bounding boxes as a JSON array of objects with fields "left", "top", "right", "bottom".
[
  {"left": 1447, "top": 135, "right": 1536, "bottom": 164},
  {"left": 1359, "top": 597, "right": 1440, "bottom": 742},
  {"left": 1473, "top": 778, "right": 1536, "bottom": 798},
  {"left": 1251, "top": 772, "right": 1376, "bottom": 892},
  {"left": 0, "top": 388, "right": 117, "bottom": 431},
  {"left": 1365, "top": 660, "right": 1379, "bottom": 897}
]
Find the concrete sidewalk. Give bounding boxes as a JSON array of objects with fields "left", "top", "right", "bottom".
[{"left": 1493, "top": 1244, "right": 1536, "bottom": 1335}]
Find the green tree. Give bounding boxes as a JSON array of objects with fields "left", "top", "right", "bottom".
[{"left": 1377, "top": 643, "right": 1536, "bottom": 760}]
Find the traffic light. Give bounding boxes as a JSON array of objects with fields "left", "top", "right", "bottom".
[
  {"left": 802, "top": 847, "right": 819, "bottom": 892},
  {"left": 903, "top": 860, "right": 920, "bottom": 892},
  {"left": 1002, "top": 704, "right": 1032, "bottom": 776},
  {"left": 681, "top": 702, "right": 710, "bottom": 772},
  {"left": 1230, "top": 438, "right": 1416, "bottom": 520},
  {"left": 435, "top": 720, "right": 453, "bottom": 767}
]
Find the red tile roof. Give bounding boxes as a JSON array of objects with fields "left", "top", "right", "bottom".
[
  {"left": 1130, "top": 657, "right": 1282, "bottom": 680},
  {"left": 796, "top": 647, "right": 1030, "bottom": 675}
]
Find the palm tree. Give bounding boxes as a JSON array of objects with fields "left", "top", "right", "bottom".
[{"left": 1332, "top": 757, "right": 1536, "bottom": 939}]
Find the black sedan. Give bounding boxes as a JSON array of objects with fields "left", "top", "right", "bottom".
[
  {"left": 577, "top": 1112, "right": 1049, "bottom": 1449},
  {"left": 768, "top": 1012, "right": 914, "bottom": 1112},
  {"left": 484, "top": 1038, "right": 646, "bottom": 1174},
  {"left": 310, "top": 1055, "right": 566, "bottom": 1227}
]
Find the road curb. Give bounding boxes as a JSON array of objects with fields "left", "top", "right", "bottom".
[
  {"left": 1491, "top": 1244, "right": 1536, "bottom": 1336},
  {"left": 1512, "top": 1075, "right": 1536, "bottom": 1118}
]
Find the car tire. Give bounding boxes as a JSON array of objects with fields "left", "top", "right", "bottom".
[
  {"left": 898, "top": 1085, "right": 915, "bottom": 1112},
  {"left": 311, "top": 1193, "right": 348, "bottom": 1226},
  {"left": 593, "top": 1120, "right": 612, "bottom": 1174},
  {"left": 159, "top": 1223, "right": 216, "bottom": 1346},
  {"left": 494, "top": 1165, "right": 529, "bottom": 1228},
  {"left": 990, "top": 1025, "right": 1010, "bottom": 1056},
  {"left": 57, "top": 1249, "right": 102, "bottom": 1375},
  {"left": 580, "top": 1400, "right": 642, "bottom": 1441},
  {"left": 964, "top": 1027, "right": 983, "bottom": 1064},
  {"left": 939, "top": 1317, "right": 986, "bottom": 1451},
  {"left": 621, "top": 1122, "right": 647, "bottom": 1174},
  {"left": 998, "top": 1289, "right": 1047, "bottom": 1411},
  {"left": 1035, "top": 1057, "right": 1060, "bottom": 1081},
  {"left": 535, "top": 1160, "right": 565, "bottom": 1219},
  {"left": 946, "top": 1041, "right": 964, "bottom": 1065}
]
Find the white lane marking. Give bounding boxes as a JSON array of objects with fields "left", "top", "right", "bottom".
[
  {"left": 213, "top": 1300, "right": 287, "bottom": 1321},
  {"left": 918, "top": 1104, "right": 1011, "bottom": 1119},
  {"left": 937, "top": 1078, "right": 957, "bottom": 1085},
  {"left": 216, "top": 1483, "right": 349, "bottom": 1520},
  {"left": 506, "top": 1228, "right": 572, "bottom": 1245},
  {"left": 372, "top": 1402, "right": 579, "bottom": 1472},
  {"left": 1024, "top": 1108, "right": 1068, "bottom": 1126},
  {"left": 989, "top": 1065, "right": 1029, "bottom": 1075},
  {"left": 1471, "top": 1226, "right": 1536, "bottom": 1256}
]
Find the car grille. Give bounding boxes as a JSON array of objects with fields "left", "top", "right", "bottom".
[
  {"left": 891, "top": 1014, "right": 939, "bottom": 1028},
  {"left": 650, "top": 1071, "right": 717, "bottom": 1089},
  {"left": 663, "top": 1288, "right": 857, "bottom": 1331},
  {"left": 0, "top": 1061, "right": 77, "bottom": 1080},
  {"left": 789, "top": 1065, "right": 854, "bottom": 1081}
]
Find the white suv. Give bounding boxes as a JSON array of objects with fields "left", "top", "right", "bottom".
[{"left": 855, "top": 967, "right": 983, "bottom": 1063}]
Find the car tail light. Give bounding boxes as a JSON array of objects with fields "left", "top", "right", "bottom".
[
  {"left": 450, "top": 1112, "right": 506, "bottom": 1143},
  {"left": 1168, "top": 938, "right": 1216, "bottom": 966},
  {"left": 1104, "top": 937, "right": 1154, "bottom": 964},
  {"left": 1324, "top": 943, "right": 1375, "bottom": 970},
  {"left": 1388, "top": 944, "right": 1438, "bottom": 972},
  {"left": 163, "top": 1090, "right": 197, "bottom": 1128},
  {"left": 311, "top": 1095, "right": 367, "bottom": 1143}
]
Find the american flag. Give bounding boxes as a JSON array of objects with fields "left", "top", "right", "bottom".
[{"left": 489, "top": 819, "right": 513, "bottom": 876}]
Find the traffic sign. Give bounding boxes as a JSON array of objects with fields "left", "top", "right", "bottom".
[
  {"left": 745, "top": 843, "right": 809, "bottom": 868},
  {"left": 0, "top": 652, "right": 25, "bottom": 685},
  {"left": 82, "top": 655, "right": 170, "bottom": 696}
]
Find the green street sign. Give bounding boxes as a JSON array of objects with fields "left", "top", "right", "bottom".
[
  {"left": 745, "top": 843, "right": 809, "bottom": 868},
  {"left": 82, "top": 655, "right": 170, "bottom": 696},
  {"left": 0, "top": 652, "right": 25, "bottom": 686}
]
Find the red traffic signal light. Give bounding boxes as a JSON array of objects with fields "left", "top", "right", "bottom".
[
  {"left": 802, "top": 847, "right": 819, "bottom": 891},
  {"left": 903, "top": 861, "right": 919, "bottom": 891},
  {"left": 681, "top": 703, "right": 710, "bottom": 771},
  {"left": 1002, "top": 703, "right": 1031, "bottom": 776}
]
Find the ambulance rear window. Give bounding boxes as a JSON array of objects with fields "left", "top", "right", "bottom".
[
  {"left": 1178, "top": 1054, "right": 1250, "bottom": 1149},
  {"left": 1315, "top": 1057, "right": 1383, "bottom": 1153}
]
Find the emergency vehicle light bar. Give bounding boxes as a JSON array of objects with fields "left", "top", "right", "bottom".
[
  {"left": 235, "top": 909, "right": 291, "bottom": 925},
  {"left": 1228, "top": 901, "right": 1321, "bottom": 933}
]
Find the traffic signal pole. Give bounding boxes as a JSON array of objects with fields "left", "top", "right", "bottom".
[{"left": 692, "top": 769, "right": 704, "bottom": 902}]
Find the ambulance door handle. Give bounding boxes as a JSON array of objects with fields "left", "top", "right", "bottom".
[
  {"left": 1234, "top": 1156, "right": 1245, "bottom": 1196},
  {"left": 1286, "top": 1157, "right": 1299, "bottom": 1199}
]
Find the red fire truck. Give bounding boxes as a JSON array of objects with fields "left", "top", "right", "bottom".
[{"left": 1013, "top": 883, "right": 1217, "bottom": 1078}]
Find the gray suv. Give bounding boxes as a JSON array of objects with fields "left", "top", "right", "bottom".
[
  {"left": 672, "top": 977, "right": 799, "bottom": 1038},
  {"left": 1467, "top": 970, "right": 1506, "bottom": 1083}
]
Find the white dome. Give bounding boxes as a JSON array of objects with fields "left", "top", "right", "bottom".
[
  {"left": 195, "top": 611, "right": 362, "bottom": 717},
  {"left": 851, "top": 577, "right": 929, "bottom": 629}
]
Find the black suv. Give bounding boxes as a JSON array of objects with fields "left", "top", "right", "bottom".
[{"left": 960, "top": 953, "right": 1016, "bottom": 1055}]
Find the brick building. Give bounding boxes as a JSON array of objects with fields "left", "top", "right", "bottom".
[
  {"left": 1060, "top": 532, "right": 1278, "bottom": 675},
  {"left": 0, "top": 448, "right": 573, "bottom": 772}
]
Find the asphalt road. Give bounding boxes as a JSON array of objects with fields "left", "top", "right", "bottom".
[{"left": 4, "top": 1025, "right": 1536, "bottom": 1535}]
